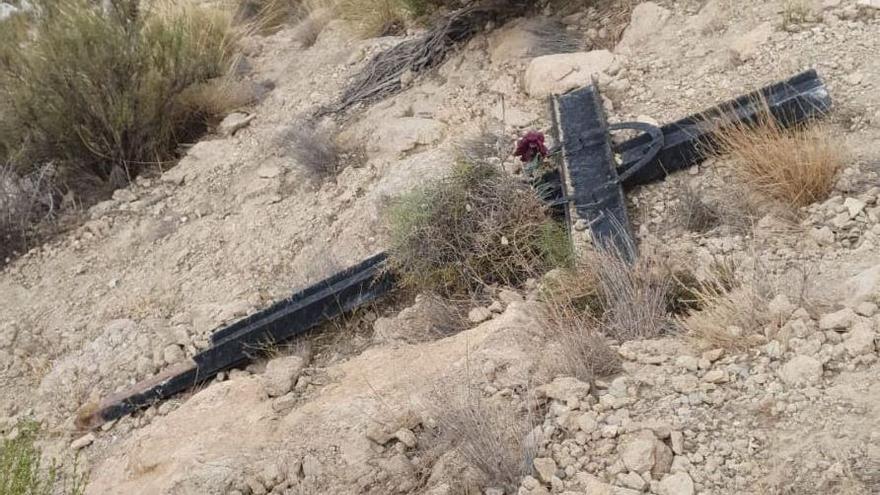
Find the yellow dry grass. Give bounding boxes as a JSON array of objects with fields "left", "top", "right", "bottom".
[{"left": 711, "top": 106, "right": 845, "bottom": 208}]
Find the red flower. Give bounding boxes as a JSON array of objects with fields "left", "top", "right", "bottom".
[{"left": 514, "top": 131, "right": 548, "bottom": 163}]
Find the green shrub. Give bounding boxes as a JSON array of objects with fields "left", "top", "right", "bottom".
[
  {"left": 0, "top": 0, "right": 239, "bottom": 184},
  {"left": 386, "top": 162, "right": 570, "bottom": 298},
  {"left": 0, "top": 421, "right": 87, "bottom": 495}
]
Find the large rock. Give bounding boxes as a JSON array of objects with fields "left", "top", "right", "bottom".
[
  {"left": 617, "top": 2, "right": 671, "bottom": 51},
  {"left": 262, "top": 355, "right": 305, "bottom": 397},
  {"left": 523, "top": 50, "right": 616, "bottom": 98},
  {"left": 778, "top": 355, "right": 823, "bottom": 386}
]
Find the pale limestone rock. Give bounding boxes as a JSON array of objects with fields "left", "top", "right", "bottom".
[
  {"left": 524, "top": 51, "right": 616, "bottom": 98},
  {"left": 262, "top": 355, "right": 305, "bottom": 397},
  {"left": 778, "top": 355, "right": 823, "bottom": 386}
]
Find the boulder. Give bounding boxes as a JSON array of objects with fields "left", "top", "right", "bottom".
[{"left": 523, "top": 50, "right": 616, "bottom": 98}]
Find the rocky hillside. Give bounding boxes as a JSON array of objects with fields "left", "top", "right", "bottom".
[{"left": 2, "top": 0, "right": 880, "bottom": 494}]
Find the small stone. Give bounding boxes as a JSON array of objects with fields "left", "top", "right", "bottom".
[
  {"left": 302, "top": 454, "right": 322, "bottom": 477},
  {"left": 620, "top": 430, "right": 658, "bottom": 473},
  {"left": 819, "top": 308, "right": 857, "bottom": 331},
  {"left": 675, "top": 356, "right": 699, "bottom": 371},
  {"left": 810, "top": 226, "right": 835, "bottom": 246},
  {"left": 702, "top": 370, "right": 727, "bottom": 384},
  {"left": 219, "top": 112, "right": 254, "bottom": 136},
  {"left": 257, "top": 165, "right": 282, "bottom": 179},
  {"left": 262, "top": 355, "right": 305, "bottom": 397},
  {"left": 533, "top": 457, "right": 558, "bottom": 483},
  {"left": 670, "top": 431, "right": 684, "bottom": 454},
  {"left": 576, "top": 412, "right": 599, "bottom": 433},
  {"left": 701, "top": 348, "right": 724, "bottom": 362},
  {"left": 70, "top": 433, "right": 95, "bottom": 450},
  {"left": 778, "top": 355, "right": 823, "bottom": 386},
  {"left": 658, "top": 472, "right": 695, "bottom": 495},
  {"left": 498, "top": 289, "right": 524, "bottom": 304},
  {"left": 488, "top": 301, "right": 505, "bottom": 313},
  {"left": 572, "top": 473, "right": 614, "bottom": 494},
  {"left": 767, "top": 295, "right": 796, "bottom": 320},
  {"left": 245, "top": 475, "right": 267, "bottom": 495},
  {"left": 468, "top": 307, "right": 493, "bottom": 324},
  {"left": 618, "top": 471, "right": 648, "bottom": 491},
  {"left": 843, "top": 321, "right": 877, "bottom": 356},
  {"left": 394, "top": 428, "right": 417, "bottom": 448},
  {"left": 162, "top": 344, "right": 185, "bottom": 366},
  {"left": 537, "top": 376, "right": 591, "bottom": 402},
  {"left": 855, "top": 302, "right": 878, "bottom": 317},
  {"left": 272, "top": 393, "right": 297, "bottom": 412},
  {"left": 845, "top": 197, "right": 867, "bottom": 217}
]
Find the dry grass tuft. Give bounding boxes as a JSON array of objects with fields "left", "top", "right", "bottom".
[
  {"left": 541, "top": 242, "right": 707, "bottom": 351},
  {"left": 177, "top": 77, "right": 265, "bottom": 127},
  {"left": 291, "top": 7, "right": 333, "bottom": 47},
  {"left": 426, "top": 382, "right": 537, "bottom": 493},
  {"left": 541, "top": 293, "right": 621, "bottom": 383},
  {"left": 710, "top": 105, "right": 845, "bottom": 208},
  {"left": 281, "top": 122, "right": 342, "bottom": 178},
  {"left": 782, "top": 0, "right": 813, "bottom": 28},
  {"left": 674, "top": 183, "right": 720, "bottom": 233},
  {"left": 0, "top": 163, "right": 59, "bottom": 263},
  {"left": 455, "top": 127, "right": 511, "bottom": 167},
  {"left": 679, "top": 258, "right": 773, "bottom": 352},
  {"left": 236, "top": 0, "right": 299, "bottom": 33},
  {"left": 588, "top": 244, "right": 676, "bottom": 341},
  {"left": 336, "top": 0, "right": 410, "bottom": 37},
  {"left": 385, "top": 162, "right": 570, "bottom": 299},
  {"left": 524, "top": 17, "right": 585, "bottom": 56}
]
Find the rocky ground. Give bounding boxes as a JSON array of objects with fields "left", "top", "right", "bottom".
[{"left": 2, "top": 0, "right": 880, "bottom": 494}]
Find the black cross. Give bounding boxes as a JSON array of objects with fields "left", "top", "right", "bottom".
[{"left": 548, "top": 69, "right": 832, "bottom": 261}]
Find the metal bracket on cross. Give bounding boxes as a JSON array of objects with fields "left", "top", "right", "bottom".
[{"left": 548, "top": 69, "right": 832, "bottom": 260}]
